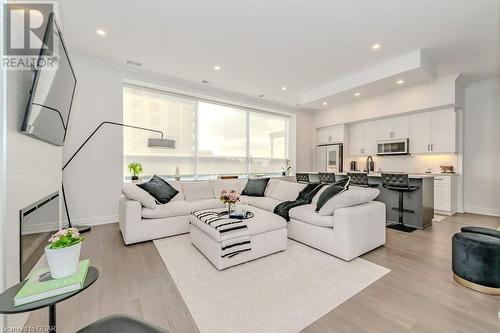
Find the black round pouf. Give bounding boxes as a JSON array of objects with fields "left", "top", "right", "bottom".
[{"left": 452, "top": 232, "right": 500, "bottom": 289}]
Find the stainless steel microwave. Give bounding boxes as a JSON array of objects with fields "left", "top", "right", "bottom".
[{"left": 376, "top": 138, "right": 409, "bottom": 155}]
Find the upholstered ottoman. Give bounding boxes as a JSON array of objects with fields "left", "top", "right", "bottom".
[
  {"left": 452, "top": 226, "right": 500, "bottom": 295},
  {"left": 189, "top": 205, "right": 287, "bottom": 270}
]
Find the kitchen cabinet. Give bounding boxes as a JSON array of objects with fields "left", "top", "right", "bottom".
[
  {"left": 377, "top": 117, "right": 409, "bottom": 140},
  {"left": 410, "top": 109, "right": 456, "bottom": 154},
  {"left": 349, "top": 121, "right": 378, "bottom": 156},
  {"left": 434, "top": 175, "right": 458, "bottom": 215},
  {"left": 317, "top": 125, "right": 344, "bottom": 144}
]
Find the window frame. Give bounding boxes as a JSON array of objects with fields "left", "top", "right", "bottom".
[{"left": 123, "top": 83, "right": 292, "bottom": 180}]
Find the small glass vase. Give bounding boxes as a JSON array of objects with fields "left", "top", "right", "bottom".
[{"left": 227, "top": 202, "right": 234, "bottom": 215}]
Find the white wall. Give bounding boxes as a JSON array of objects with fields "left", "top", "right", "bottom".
[
  {"left": 463, "top": 79, "right": 500, "bottom": 216},
  {"left": 295, "top": 112, "right": 314, "bottom": 172},
  {"left": 64, "top": 57, "right": 313, "bottom": 225},
  {"left": 4, "top": 70, "right": 63, "bottom": 328}
]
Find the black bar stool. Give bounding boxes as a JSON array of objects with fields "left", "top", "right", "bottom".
[
  {"left": 318, "top": 172, "right": 336, "bottom": 183},
  {"left": 381, "top": 173, "right": 419, "bottom": 232},
  {"left": 347, "top": 172, "right": 379, "bottom": 188},
  {"left": 296, "top": 173, "right": 310, "bottom": 183}
]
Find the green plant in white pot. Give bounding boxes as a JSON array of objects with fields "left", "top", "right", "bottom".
[
  {"left": 45, "top": 228, "right": 83, "bottom": 279},
  {"left": 128, "top": 162, "right": 143, "bottom": 181}
]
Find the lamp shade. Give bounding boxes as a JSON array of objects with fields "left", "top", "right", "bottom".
[{"left": 148, "top": 138, "right": 175, "bottom": 148}]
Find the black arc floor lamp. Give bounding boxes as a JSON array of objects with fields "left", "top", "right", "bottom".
[{"left": 62, "top": 121, "right": 174, "bottom": 233}]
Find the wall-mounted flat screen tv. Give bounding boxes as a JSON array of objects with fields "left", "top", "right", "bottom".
[{"left": 21, "top": 12, "right": 76, "bottom": 146}]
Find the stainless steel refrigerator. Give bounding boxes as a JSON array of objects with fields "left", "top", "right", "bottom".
[{"left": 314, "top": 144, "right": 343, "bottom": 172}]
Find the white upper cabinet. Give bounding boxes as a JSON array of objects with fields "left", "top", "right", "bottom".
[
  {"left": 410, "top": 109, "right": 456, "bottom": 154},
  {"left": 377, "top": 117, "right": 409, "bottom": 140},
  {"left": 349, "top": 123, "right": 364, "bottom": 156},
  {"left": 409, "top": 113, "right": 432, "bottom": 154},
  {"left": 317, "top": 125, "right": 344, "bottom": 144},
  {"left": 349, "top": 121, "right": 378, "bottom": 156},
  {"left": 431, "top": 110, "right": 456, "bottom": 153}
]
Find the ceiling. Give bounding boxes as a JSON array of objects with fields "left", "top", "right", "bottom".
[{"left": 58, "top": 0, "right": 500, "bottom": 111}]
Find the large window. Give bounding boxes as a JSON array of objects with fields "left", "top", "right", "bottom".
[{"left": 123, "top": 85, "right": 289, "bottom": 179}]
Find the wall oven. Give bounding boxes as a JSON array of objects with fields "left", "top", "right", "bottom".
[{"left": 376, "top": 139, "right": 409, "bottom": 156}]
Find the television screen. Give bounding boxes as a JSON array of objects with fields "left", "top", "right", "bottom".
[{"left": 21, "top": 13, "right": 76, "bottom": 146}]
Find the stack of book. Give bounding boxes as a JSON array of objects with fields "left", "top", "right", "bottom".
[{"left": 14, "top": 259, "right": 90, "bottom": 306}]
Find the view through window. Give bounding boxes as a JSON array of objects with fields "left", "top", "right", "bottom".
[{"left": 123, "top": 85, "right": 289, "bottom": 179}]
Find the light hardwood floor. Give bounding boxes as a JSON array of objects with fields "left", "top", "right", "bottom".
[{"left": 25, "top": 213, "right": 500, "bottom": 332}]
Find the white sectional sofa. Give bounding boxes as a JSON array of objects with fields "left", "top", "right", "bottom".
[{"left": 119, "top": 178, "right": 386, "bottom": 261}]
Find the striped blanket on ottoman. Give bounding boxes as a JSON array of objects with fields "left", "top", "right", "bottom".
[{"left": 193, "top": 210, "right": 251, "bottom": 258}]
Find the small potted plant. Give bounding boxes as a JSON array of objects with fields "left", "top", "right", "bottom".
[
  {"left": 281, "top": 159, "right": 292, "bottom": 176},
  {"left": 45, "top": 228, "right": 83, "bottom": 279},
  {"left": 219, "top": 190, "right": 240, "bottom": 214},
  {"left": 128, "top": 162, "right": 143, "bottom": 181}
]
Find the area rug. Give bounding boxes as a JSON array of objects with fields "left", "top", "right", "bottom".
[
  {"left": 154, "top": 235, "right": 390, "bottom": 333},
  {"left": 432, "top": 214, "right": 448, "bottom": 223}
]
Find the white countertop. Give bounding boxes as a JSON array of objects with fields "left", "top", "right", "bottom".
[{"left": 335, "top": 172, "right": 434, "bottom": 179}]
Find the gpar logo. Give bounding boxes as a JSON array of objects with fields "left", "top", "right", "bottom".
[{"left": 4, "top": 3, "right": 53, "bottom": 56}]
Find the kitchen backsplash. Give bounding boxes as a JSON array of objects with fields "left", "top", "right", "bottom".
[{"left": 349, "top": 154, "right": 458, "bottom": 174}]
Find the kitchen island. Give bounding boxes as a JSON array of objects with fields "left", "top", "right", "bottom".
[{"left": 308, "top": 172, "right": 434, "bottom": 229}]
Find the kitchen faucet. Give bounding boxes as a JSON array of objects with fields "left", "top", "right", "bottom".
[{"left": 366, "top": 156, "right": 374, "bottom": 174}]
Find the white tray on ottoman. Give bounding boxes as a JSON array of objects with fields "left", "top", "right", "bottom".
[{"left": 189, "top": 205, "right": 288, "bottom": 270}]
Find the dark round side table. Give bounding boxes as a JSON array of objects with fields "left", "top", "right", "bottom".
[{"left": 0, "top": 266, "right": 99, "bottom": 333}]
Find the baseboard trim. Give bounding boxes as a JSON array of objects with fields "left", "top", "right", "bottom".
[
  {"left": 463, "top": 207, "right": 500, "bottom": 217},
  {"left": 70, "top": 215, "right": 118, "bottom": 227}
]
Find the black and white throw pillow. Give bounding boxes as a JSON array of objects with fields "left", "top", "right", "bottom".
[
  {"left": 137, "top": 175, "right": 179, "bottom": 204},
  {"left": 315, "top": 178, "right": 350, "bottom": 212},
  {"left": 297, "top": 183, "right": 326, "bottom": 203},
  {"left": 242, "top": 178, "right": 270, "bottom": 197}
]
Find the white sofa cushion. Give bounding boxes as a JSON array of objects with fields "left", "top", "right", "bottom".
[
  {"left": 142, "top": 200, "right": 193, "bottom": 219},
  {"left": 190, "top": 198, "right": 225, "bottom": 212},
  {"left": 318, "top": 187, "right": 380, "bottom": 216},
  {"left": 182, "top": 181, "right": 215, "bottom": 201},
  {"left": 239, "top": 195, "right": 257, "bottom": 206},
  {"left": 289, "top": 204, "right": 334, "bottom": 227},
  {"left": 268, "top": 180, "right": 306, "bottom": 202},
  {"left": 248, "top": 197, "right": 282, "bottom": 212},
  {"left": 210, "top": 179, "right": 248, "bottom": 197},
  {"left": 167, "top": 181, "right": 184, "bottom": 201},
  {"left": 121, "top": 184, "right": 157, "bottom": 209},
  {"left": 265, "top": 178, "right": 281, "bottom": 197}
]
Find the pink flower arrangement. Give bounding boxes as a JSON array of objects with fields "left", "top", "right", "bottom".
[
  {"left": 219, "top": 190, "right": 240, "bottom": 205},
  {"left": 48, "top": 227, "right": 83, "bottom": 249}
]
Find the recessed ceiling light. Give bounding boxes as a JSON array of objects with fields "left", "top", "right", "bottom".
[
  {"left": 213, "top": 65, "right": 221, "bottom": 71},
  {"left": 96, "top": 29, "right": 106, "bottom": 36},
  {"left": 354, "top": 92, "right": 361, "bottom": 97},
  {"left": 372, "top": 43, "right": 381, "bottom": 50},
  {"left": 322, "top": 102, "right": 328, "bottom": 106},
  {"left": 396, "top": 79, "right": 405, "bottom": 85},
  {"left": 281, "top": 86, "right": 287, "bottom": 91}
]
